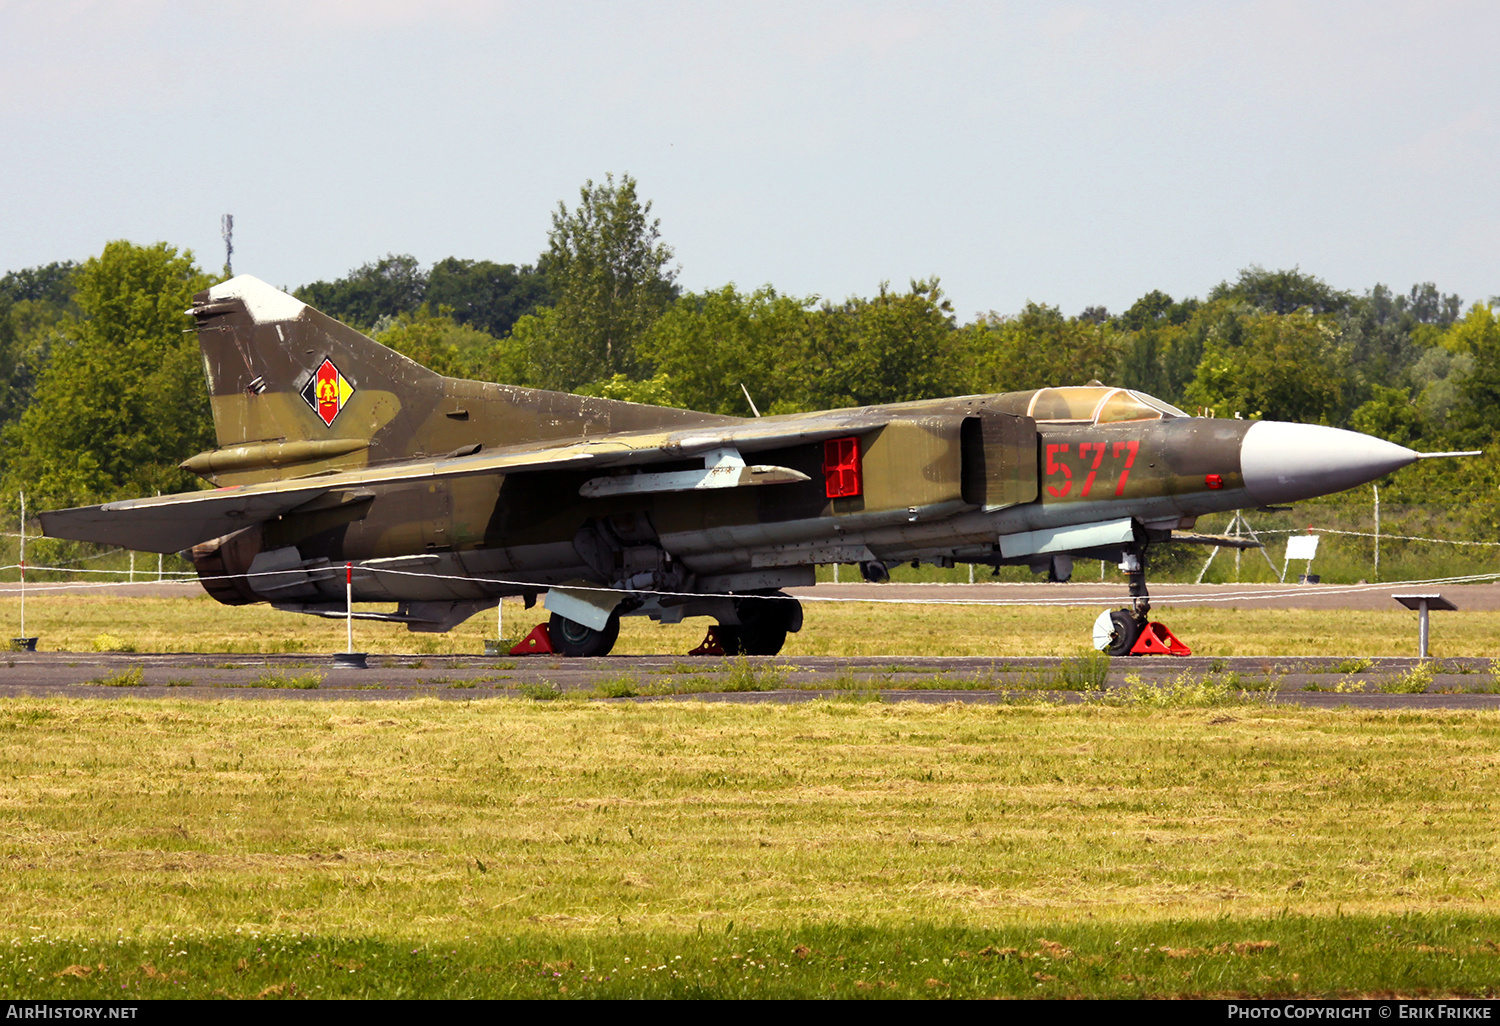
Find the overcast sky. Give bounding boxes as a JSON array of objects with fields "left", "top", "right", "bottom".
[{"left": 2, "top": 0, "right": 1496, "bottom": 319}]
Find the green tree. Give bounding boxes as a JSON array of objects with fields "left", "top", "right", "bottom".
[
  {"left": 4, "top": 242, "right": 212, "bottom": 508},
  {"left": 1350, "top": 384, "right": 1425, "bottom": 446},
  {"left": 526, "top": 174, "right": 678, "bottom": 391},
  {"left": 813, "top": 279, "right": 964, "bottom": 409},
  {"left": 1114, "top": 289, "right": 1204, "bottom": 404},
  {"left": 1208, "top": 266, "right": 1350, "bottom": 316},
  {"left": 575, "top": 372, "right": 679, "bottom": 407},
  {"left": 1440, "top": 304, "right": 1500, "bottom": 446},
  {"left": 1409, "top": 346, "right": 1472, "bottom": 433},
  {"left": 426, "top": 257, "right": 550, "bottom": 339},
  {"left": 0, "top": 261, "right": 80, "bottom": 426},
  {"left": 373, "top": 307, "right": 505, "bottom": 380},
  {"left": 1116, "top": 289, "right": 1198, "bottom": 331},
  {"left": 295, "top": 255, "right": 551, "bottom": 339},
  {"left": 639, "top": 285, "right": 815, "bottom": 415},
  {"left": 1184, "top": 311, "right": 1345, "bottom": 423},
  {"left": 967, "top": 303, "right": 1125, "bottom": 395},
  {"left": 0, "top": 261, "right": 79, "bottom": 309},
  {"left": 640, "top": 280, "right": 967, "bottom": 415},
  {"left": 295, "top": 253, "right": 427, "bottom": 330}
]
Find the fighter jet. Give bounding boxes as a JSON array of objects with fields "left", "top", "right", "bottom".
[{"left": 38, "top": 276, "right": 1464, "bottom": 656}]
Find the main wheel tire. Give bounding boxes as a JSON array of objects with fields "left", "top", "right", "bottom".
[
  {"left": 732, "top": 595, "right": 794, "bottom": 656},
  {"left": 715, "top": 625, "right": 745, "bottom": 656},
  {"left": 548, "top": 612, "right": 620, "bottom": 657},
  {"left": 1105, "top": 609, "right": 1142, "bottom": 657}
]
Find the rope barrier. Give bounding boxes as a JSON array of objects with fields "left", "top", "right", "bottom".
[
  {"left": 0, "top": 561, "right": 1495, "bottom": 608},
  {"left": 1287, "top": 527, "right": 1500, "bottom": 547},
  {"left": 0, "top": 564, "right": 195, "bottom": 576}
]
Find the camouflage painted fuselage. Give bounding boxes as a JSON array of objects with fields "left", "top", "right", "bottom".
[{"left": 41, "top": 276, "right": 1418, "bottom": 636}]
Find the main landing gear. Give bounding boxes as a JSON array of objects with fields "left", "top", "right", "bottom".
[
  {"left": 518, "top": 591, "right": 804, "bottom": 658},
  {"left": 1091, "top": 547, "right": 1191, "bottom": 657},
  {"left": 690, "top": 592, "right": 803, "bottom": 657},
  {"left": 716, "top": 593, "right": 799, "bottom": 656},
  {"left": 548, "top": 611, "right": 621, "bottom": 657}
]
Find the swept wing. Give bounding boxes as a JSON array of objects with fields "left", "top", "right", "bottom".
[{"left": 38, "top": 410, "right": 888, "bottom": 554}]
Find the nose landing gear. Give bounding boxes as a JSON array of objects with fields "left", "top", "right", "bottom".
[{"left": 1092, "top": 547, "right": 1192, "bottom": 657}]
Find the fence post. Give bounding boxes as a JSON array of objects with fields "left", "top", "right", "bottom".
[
  {"left": 18, "top": 492, "right": 24, "bottom": 642},
  {"left": 346, "top": 562, "right": 353, "bottom": 654}
]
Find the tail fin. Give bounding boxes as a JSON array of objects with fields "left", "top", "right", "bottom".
[
  {"left": 185, "top": 275, "right": 733, "bottom": 486},
  {"left": 186, "top": 275, "right": 444, "bottom": 483}
]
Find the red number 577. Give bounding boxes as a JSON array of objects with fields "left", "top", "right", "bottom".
[{"left": 1045, "top": 440, "right": 1138, "bottom": 499}]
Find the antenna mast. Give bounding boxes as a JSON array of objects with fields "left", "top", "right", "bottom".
[{"left": 220, "top": 214, "right": 234, "bottom": 278}]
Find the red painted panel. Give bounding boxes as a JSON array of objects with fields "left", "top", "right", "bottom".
[{"left": 823, "top": 437, "right": 862, "bottom": 498}]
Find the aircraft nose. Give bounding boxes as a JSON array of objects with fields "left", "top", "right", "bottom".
[{"left": 1239, "top": 421, "right": 1418, "bottom": 506}]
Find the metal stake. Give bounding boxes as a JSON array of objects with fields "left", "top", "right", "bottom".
[
  {"left": 1195, "top": 542, "right": 1219, "bottom": 585},
  {"left": 1233, "top": 511, "right": 1242, "bottom": 581}
]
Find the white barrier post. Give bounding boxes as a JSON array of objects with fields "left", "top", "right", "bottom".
[
  {"left": 346, "top": 562, "right": 353, "bottom": 653},
  {"left": 18, "top": 492, "right": 24, "bottom": 642},
  {"left": 331, "top": 562, "right": 366, "bottom": 669}
]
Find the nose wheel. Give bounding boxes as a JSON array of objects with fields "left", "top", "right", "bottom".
[
  {"left": 1093, "top": 609, "right": 1142, "bottom": 656},
  {"left": 1090, "top": 546, "right": 1192, "bottom": 656}
]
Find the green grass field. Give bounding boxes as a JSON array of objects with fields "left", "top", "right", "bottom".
[{"left": 4, "top": 696, "right": 1500, "bottom": 998}]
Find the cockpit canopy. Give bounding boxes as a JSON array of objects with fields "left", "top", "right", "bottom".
[{"left": 1025, "top": 386, "right": 1190, "bottom": 425}]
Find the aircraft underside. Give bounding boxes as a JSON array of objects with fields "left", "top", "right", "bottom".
[{"left": 184, "top": 462, "right": 1259, "bottom": 652}]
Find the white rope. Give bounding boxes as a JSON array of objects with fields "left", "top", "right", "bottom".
[
  {"left": 1288, "top": 527, "right": 1500, "bottom": 547},
  {"left": 0, "top": 564, "right": 194, "bottom": 576},
  {"left": 0, "top": 561, "right": 1492, "bottom": 608}
]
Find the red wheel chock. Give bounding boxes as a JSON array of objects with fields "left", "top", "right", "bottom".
[
  {"left": 1129, "top": 621, "right": 1192, "bottom": 656},
  {"left": 510, "top": 623, "right": 555, "bottom": 656},
  {"left": 687, "top": 626, "right": 728, "bottom": 656}
]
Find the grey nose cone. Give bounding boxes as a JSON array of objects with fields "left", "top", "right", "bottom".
[{"left": 1240, "top": 421, "right": 1418, "bottom": 506}]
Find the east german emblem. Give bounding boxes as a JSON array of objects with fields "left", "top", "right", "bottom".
[{"left": 300, "top": 358, "right": 354, "bottom": 427}]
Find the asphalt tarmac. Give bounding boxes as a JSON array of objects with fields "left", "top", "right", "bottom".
[{"left": 2, "top": 651, "right": 1497, "bottom": 710}]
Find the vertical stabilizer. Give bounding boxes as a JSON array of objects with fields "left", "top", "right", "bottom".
[
  {"left": 186, "top": 275, "right": 737, "bottom": 486},
  {"left": 187, "top": 276, "right": 447, "bottom": 483}
]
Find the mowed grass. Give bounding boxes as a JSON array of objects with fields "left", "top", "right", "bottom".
[
  {"left": 4, "top": 697, "right": 1500, "bottom": 997},
  {"left": 0, "top": 593, "right": 1494, "bottom": 657}
]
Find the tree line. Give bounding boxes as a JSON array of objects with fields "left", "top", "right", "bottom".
[{"left": 3, "top": 173, "right": 1499, "bottom": 532}]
